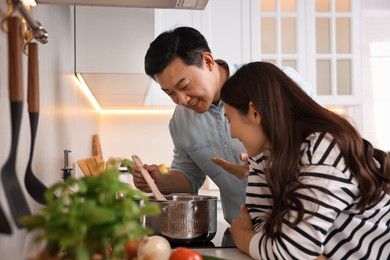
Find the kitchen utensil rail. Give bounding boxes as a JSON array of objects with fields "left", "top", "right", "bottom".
[{"left": 1, "top": 0, "right": 48, "bottom": 44}]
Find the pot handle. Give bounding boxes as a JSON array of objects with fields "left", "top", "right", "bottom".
[
  {"left": 161, "top": 203, "right": 168, "bottom": 213},
  {"left": 190, "top": 201, "right": 198, "bottom": 213},
  {"left": 161, "top": 202, "right": 199, "bottom": 213}
]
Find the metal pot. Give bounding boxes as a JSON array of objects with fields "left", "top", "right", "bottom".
[{"left": 145, "top": 194, "right": 217, "bottom": 243}]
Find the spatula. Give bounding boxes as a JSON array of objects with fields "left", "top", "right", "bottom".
[
  {"left": 1, "top": 16, "right": 31, "bottom": 227},
  {"left": 24, "top": 42, "right": 47, "bottom": 205},
  {"left": 132, "top": 155, "right": 167, "bottom": 201}
]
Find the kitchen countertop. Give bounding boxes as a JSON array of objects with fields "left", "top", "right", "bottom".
[
  {"left": 195, "top": 248, "right": 253, "bottom": 260},
  {"left": 192, "top": 220, "right": 253, "bottom": 260}
]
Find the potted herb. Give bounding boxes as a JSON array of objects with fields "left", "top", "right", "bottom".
[{"left": 20, "top": 169, "right": 160, "bottom": 260}]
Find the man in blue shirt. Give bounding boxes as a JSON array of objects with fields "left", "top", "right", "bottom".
[{"left": 132, "top": 27, "right": 318, "bottom": 224}]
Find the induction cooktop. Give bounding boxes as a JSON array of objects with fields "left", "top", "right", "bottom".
[{"left": 169, "top": 225, "right": 236, "bottom": 249}]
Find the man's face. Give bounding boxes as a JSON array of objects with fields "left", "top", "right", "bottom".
[{"left": 155, "top": 55, "right": 217, "bottom": 114}]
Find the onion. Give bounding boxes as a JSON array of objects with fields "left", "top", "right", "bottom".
[{"left": 137, "top": 235, "right": 171, "bottom": 260}]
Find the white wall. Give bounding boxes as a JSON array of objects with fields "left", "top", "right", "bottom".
[
  {"left": 358, "top": 0, "right": 390, "bottom": 152},
  {"left": 99, "top": 113, "right": 173, "bottom": 165},
  {"left": 0, "top": 4, "right": 100, "bottom": 259}
]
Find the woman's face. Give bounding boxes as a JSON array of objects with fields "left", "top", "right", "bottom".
[
  {"left": 223, "top": 102, "right": 270, "bottom": 157},
  {"left": 155, "top": 54, "right": 219, "bottom": 114}
]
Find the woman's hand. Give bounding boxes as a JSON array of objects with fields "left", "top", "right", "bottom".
[
  {"left": 230, "top": 205, "right": 256, "bottom": 255},
  {"left": 211, "top": 153, "right": 249, "bottom": 179}
]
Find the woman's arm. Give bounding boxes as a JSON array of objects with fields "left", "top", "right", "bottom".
[{"left": 230, "top": 205, "right": 256, "bottom": 255}]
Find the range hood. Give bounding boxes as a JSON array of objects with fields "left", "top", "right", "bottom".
[{"left": 37, "top": 0, "right": 209, "bottom": 10}]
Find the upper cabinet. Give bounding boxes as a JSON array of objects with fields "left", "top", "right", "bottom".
[
  {"left": 75, "top": 6, "right": 159, "bottom": 109},
  {"left": 254, "top": 0, "right": 361, "bottom": 106},
  {"left": 40, "top": 0, "right": 209, "bottom": 9},
  {"left": 76, "top": 6, "right": 153, "bottom": 74},
  {"left": 154, "top": 0, "right": 254, "bottom": 63},
  {"left": 310, "top": 0, "right": 360, "bottom": 106}
]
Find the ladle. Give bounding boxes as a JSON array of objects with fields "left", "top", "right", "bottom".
[{"left": 132, "top": 155, "right": 167, "bottom": 201}]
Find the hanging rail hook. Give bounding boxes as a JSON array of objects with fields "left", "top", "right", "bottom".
[
  {"left": 10, "top": 0, "right": 48, "bottom": 44},
  {"left": 0, "top": 0, "right": 14, "bottom": 33},
  {"left": 22, "top": 20, "right": 34, "bottom": 55}
]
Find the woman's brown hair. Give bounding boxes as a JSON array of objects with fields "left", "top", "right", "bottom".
[{"left": 220, "top": 62, "right": 390, "bottom": 238}]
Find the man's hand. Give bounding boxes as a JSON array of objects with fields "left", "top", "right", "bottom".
[
  {"left": 132, "top": 164, "right": 162, "bottom": 193},
  {"left": 132, "top": 165, "right": 193, "bottom": 194},
  {"left": 211, "top": 153, "right": 249, "bottom": 179}
]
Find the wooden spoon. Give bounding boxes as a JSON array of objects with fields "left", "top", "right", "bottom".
[{"left": 132, "top": 155, "right": 167, "bottom": 201}]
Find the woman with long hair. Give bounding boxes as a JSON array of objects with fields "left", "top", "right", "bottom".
[{"left": 221, "top": 61, "right": 390, "bottom": 259}]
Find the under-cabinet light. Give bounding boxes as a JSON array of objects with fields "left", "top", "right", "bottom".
[
  {"left": 75, "top": 73, "right": 102, "bottom": 112},
  {"left": 23, "top": 0, "right": 37, "bottom": 7},
  {"left": 75, "top": 73, "right": 174, "bottom": 115},
  {"left": 100, "top": 108, "right": 175, "bottom": 115}
]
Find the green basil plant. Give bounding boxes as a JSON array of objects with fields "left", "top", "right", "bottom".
[{"left": 20, "top": 168, "right": 160, "bottom": 260}]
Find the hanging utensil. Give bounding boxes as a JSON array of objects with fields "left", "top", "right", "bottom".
[
  {"left": 24, "top": 41, "right": 47, "bottom": 205},
  {"left": 132, "top": 155, "right": 167, "bottom": 201},
  {"left": 1, "top": 16, "right": 31, "bottom": 228},
  {"left": 0, "top": 203, "right": 12, "bottom": 234},
  {"left": 0, "top": 1, "right": 14, "bottom": 235}
]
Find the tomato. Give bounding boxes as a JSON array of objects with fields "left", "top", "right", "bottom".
[
  {"left": 169, "top": 247, "right": 203, "bottom": 260},
  {"left": 124, "top": 238, "right": 142, "bottom": 260}
]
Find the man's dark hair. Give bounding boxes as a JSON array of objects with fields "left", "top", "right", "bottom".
[{"left": 144, "top": 26, "right": 211, "bottom": 79}]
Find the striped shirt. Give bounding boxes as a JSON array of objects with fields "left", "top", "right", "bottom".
[{"left": 247, "top": 132, "right": 390, "bottom": 259}]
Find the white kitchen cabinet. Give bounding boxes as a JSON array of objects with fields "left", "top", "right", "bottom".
[
  {"left": 154, "top": 0, "right": 254, "bottom": 63},
  {"left": 254, "top": 0, "right": 362, "bottom": 106},
  {"left": 75, "top": 6, "right": 153, "bottom": 74},
  {"left": 75, "top": 6, "right": 158, "bottom": 108}
]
